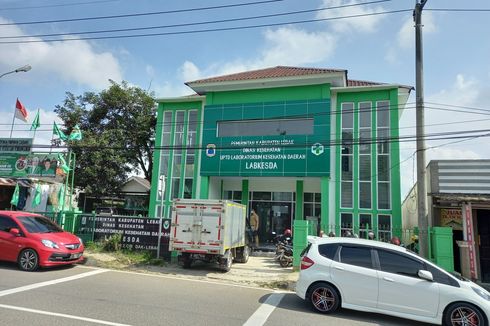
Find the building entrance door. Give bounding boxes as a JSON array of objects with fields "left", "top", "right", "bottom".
[
  {"left": 250, "top": 202, "right": 292, "bottom": 244},
  {"left": 477, "top": 209, "right": 490, "bottom": 282}
]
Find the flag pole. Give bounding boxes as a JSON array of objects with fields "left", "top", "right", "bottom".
[{"left": 9, "top": 108, "right": 16, "bottom": 138}]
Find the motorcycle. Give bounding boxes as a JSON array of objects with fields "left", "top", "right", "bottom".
[{"left": 275, "top": 240, "right": 293, "bottom": 267}]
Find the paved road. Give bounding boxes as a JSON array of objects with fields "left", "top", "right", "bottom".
[{"left": 0, "top": 262, "right": 432, "bottom": 326}]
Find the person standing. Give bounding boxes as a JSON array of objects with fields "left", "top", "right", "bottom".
[{"left": 250, "top": 209, "right": 260, "bottom": 248}]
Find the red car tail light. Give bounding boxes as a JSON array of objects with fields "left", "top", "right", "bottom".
[{"left": 301, "top": 256, "right": 315, "bottom": 270}]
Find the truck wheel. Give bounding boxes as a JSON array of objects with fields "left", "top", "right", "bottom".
[
  {"left": 220, "top": 250, "right": 232, "bottom": 272},
  {"left": 181, "top": 253, "right": 192, "bottom": 269},
  {"left": 235, "top": 246, "right": 250, "bottom": 264}
]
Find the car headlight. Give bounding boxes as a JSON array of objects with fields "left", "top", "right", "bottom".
[
  {"left": 78, "top": 237, "right": 83, "bottom": 245},
  {"left": 41, "top": 239, "right": 59, "bottom": 249},
  {"left": 472, "top": 287, "right": 490, "bottom": 301}
]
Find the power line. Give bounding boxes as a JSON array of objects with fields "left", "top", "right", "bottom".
[
  {"left": 0, "top": 9, "right": 411, "bottom": 44},
  {"left": 0, "top": 0, "right": 392, "bottom": 40},
  {"left": 0, "top": 0, "right": 121, "bottom": 11},
  {"left": 426, "top": 8, "right": 490, "bottom": 12},
  {"left": 0, "top": 0, "right": 285, "bottom": 26}
]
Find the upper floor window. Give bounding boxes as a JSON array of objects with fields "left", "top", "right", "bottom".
[{"left": 217, "top": 118, "right": 313, "bottom": 137}]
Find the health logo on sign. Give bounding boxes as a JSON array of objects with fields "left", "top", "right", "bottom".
[
  {"left": 311, "top": 143, "right": 324, "bottom": 156},
  {"left": 206, "top": 144, "right": 216, "bottom": 157}
]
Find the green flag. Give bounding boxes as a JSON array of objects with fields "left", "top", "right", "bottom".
[
  {"left": 30, "top": 109, "right": 40, "bottom": 131},
  {"left": 58, "top": 184, "right": 65, "bottom": 211},
  {"left": 10, "top": 184, "right": 19, "bottom": 206},
  {"left": 53, "top": 121, "right": 67, "bottom": 140},
  {"left": 69, "top": 124, "right": 82, "bottom": 141},
  {"left": 57, "top": 153, "right": 70, "bottom": 173},
  {"left": 33, "top": 184, "right": 42, "bottom": 207}
]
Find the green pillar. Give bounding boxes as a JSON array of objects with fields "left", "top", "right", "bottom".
[
  {"left": 295, "top": 180, "right": 304, "bottom": 220},
  {"left": 200, "top": 176, "right": 209, "bottom": 199},
  {"left": 293, "top": 219, "right": 309, "bottom": 270},
  {"left": 321, "top": 176, "right": 329, "bottom": 233},
  {"left": 241, "top": 179, "right": 249, "bottom": 208}
]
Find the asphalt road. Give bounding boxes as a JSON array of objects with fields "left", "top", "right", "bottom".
[{"left": 0, "top": 262, "right": 432, "bottom": 326}]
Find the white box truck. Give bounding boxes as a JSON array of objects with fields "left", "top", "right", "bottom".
[{"left": 169, "top": 199, "right": 250, "bottom": 272}]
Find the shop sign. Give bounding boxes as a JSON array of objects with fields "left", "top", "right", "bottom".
[
  {"left": 79, "top": 216, "right": 171, "bottom": 259},
  {"left": 200, "top": 100, "right": 330, "bottom": 177},
  {"left": 0, "top": 138, "right": 32, "bottom": 152},
  {"left": 0, "top": 153, "right": 59, "bottom": 178},
  {"left": 440, "top": 208, "right": 463, "bottom": 230}
]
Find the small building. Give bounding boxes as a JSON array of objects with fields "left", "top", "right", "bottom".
[
  {"left": 149, "top": 66, "right": 412, "bottom": 243},
  {"left": 402, "top": 159, "right": 490, "bottom": 282}
]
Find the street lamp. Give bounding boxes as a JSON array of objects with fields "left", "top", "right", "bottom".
[{"left": 0, "top": 64, "right": 32, "bottom": 79}]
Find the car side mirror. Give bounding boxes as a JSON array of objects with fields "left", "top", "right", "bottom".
[
  {"left": 9, "top": 228, "right": 21, "bottom": 237},
  {"left": 418, "top": 269, "right": 433, "bottom": 282}
]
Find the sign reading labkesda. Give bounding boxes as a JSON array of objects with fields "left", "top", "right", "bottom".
[{"left": 200, "top": 100, "right": 330, "bottom": 177}]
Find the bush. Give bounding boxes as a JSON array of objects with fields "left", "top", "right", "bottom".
[{"left": 101, "top": 233, "right": 122, "bottom": 252}]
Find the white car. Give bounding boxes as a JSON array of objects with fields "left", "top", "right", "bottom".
[{"left": 296, "top": 237, "right": 490, "bottom": 326}]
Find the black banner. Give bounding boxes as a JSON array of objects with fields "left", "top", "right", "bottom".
[{"left": 79, "top": 216, "right": 171, "bottom": 260}]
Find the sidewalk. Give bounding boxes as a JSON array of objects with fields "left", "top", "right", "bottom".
[{"left": 82, "top": 251, "right": 298, "bottom": 291}]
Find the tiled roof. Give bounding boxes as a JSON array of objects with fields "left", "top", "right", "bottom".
[
  {"left": 347, "top": 79, "right": 384, "bottom": 87},
  {"left": 186, "top": 66, "right": 346, "bottom": 84}
]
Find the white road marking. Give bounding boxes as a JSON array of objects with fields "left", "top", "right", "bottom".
[
  {"left": 0, "top": 269, "right": 107, "bottom": 297},
  {"left": 243, "top": 293, "right": 285, "bottom": 326},
  {"left": 0, "top": 304, "right": 133, "bottom": 326}
]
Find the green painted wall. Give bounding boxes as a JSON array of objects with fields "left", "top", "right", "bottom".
[
  {"left": 334, "top": 88, "right": 402, "bottom": 235},
  {"left": 206, "top": 84, "right": 330, "bottom": 105}
]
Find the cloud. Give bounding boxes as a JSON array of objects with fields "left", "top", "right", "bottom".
[
  {"left": 316, "top": 0, "right": 386, "bottom": 33},
  {"left": 0, "top": 17, "right": 122, "bottom": 89},
  {"left": 429, "top": 74, "right": 480, "bottom": 107},
  {"left": 395, "top": 12, "right": 436, "bottom": 50}
]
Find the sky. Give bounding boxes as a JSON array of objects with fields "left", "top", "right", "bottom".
[{"left": 0, "top": 0, "right": 489, "bottom": 199}]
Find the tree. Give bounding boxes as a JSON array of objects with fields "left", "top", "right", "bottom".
[{"left": 55, "top": 81, "right": 156, "bottom": 197}]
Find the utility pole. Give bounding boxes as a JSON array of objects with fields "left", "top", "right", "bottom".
[{"left": 414, "top": 0, "right": 428, "bottom": 258}]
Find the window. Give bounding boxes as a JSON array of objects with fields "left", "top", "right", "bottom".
[
  {"left": 184, "top": 110, "right": 198, "bottom": 199},
  {"left": 0, "top": 216, "right": 19, "bottom": 232},
  {"left": 359, "top": 102, "right": 372, "bottom": 210},
  {"left": 426, "top": 264, "right": 460, "bottom": 287},
  {"left": 159, "top": 111, "right": 173, "bottom": 201},
  {"left": 339, "top": 246, "right": 373, "bottom": 269},
  {"left": 304, "top": 192, "right": 321, "bottom": 219},
  {"left": 218, "top": 118, "right": 313, "bottom": 137},
  {"left": 341, "top": 103, "right": 354, "bottom": 208},
  {"left": 171, "top": 111, "right": 185, "bottom": 199},
  {"left": 318, "top": 243, "right": 340, "bottom": 260},
  {"left": 340, "top": 213, "right": 353, "bottom": 236},
  {"left": 359, "top": 214, "right": 372, "bottom": 239},
  {"left": 376, "top": 101, "right": 391, "bottom": 210},
  {"left": 378, "top": 215, "right": 392, "bottom": 242},
  {"left": 377, "top": 249, "right": 423, "bottom": 278}
]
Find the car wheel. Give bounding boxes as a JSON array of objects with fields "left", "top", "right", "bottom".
[
  {"left": 444, "top": 302, "right": 486, "bottom": 326},
  {"left": 181, "top": 253, "right": 192, "bottom": 269},
  {"left": 18, "top": 249, "right": 39, "bottom": 272},
  {"left": 220, "top": 250, "right": 232, "bottom": 272},
  {"left": 308, "top": 283, "right": 340, "bottom": 314}
]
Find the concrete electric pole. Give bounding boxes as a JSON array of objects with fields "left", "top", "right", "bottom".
[{"left": 414, "top": 0, "right": 428, "bottom": 258}]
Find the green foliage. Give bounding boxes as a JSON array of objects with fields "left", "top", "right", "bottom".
[
  {"left": 54, "top": 80, "right": 156, "bottom": 197},
  {"left": 101, "top": 233, "right": 122, "bottom": 252}
]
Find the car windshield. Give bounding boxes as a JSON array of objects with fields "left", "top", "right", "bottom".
[{"left": 17, "top": 216, "right": 63, "bottom": 233}]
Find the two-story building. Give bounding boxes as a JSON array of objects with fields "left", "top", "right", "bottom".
[{"left": 149, "top": 66, "right": 412, "bottom": 244}]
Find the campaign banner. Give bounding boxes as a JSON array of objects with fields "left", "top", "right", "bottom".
[{"left": 0, "top": 153, "right": 59, "bottom": 178}]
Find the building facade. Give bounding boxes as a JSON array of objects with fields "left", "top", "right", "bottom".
[
  {"left": 149, "top": 66, "right": 411, "bottom": 243},
  {"left": 403, "top": 160, "right": 490, "bottom": 282}
]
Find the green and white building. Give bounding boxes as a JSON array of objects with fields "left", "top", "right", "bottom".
[{"left": 149, "top": 66, "right": 412, "bottom": 243}]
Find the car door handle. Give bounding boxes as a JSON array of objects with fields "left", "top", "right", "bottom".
[
  {"left": 334, "top": 266, "right": 344, "bottom": 271},
  {"left": 383, "top": 277, "right": 394, "bottom": 282}
]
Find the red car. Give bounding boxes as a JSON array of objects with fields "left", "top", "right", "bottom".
[{"left": 0, "top": 211, "right": 84, "bottom": 271}]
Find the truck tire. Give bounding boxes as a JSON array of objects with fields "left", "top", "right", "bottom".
[
  {"left": 181, "top": 253, "right": 192, "bottom": 269},
  {"left": 235, "top": 246, "right": 250, "bottom": 264},
  {"left": 220, "top": 250, "right": 232, "bottom": 272}
]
